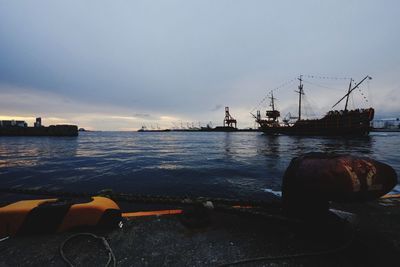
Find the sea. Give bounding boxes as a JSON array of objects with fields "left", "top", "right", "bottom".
[{"left": 0, "top": 131, "right": 399, "bottom": 201}]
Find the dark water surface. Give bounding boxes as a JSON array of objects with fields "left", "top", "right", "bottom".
[{"left": 0, "top": 131, "right": 399, "bottom": 200}]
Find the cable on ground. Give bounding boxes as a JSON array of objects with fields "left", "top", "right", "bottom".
[
  {"left": 59, "top": 233, "right": 116, "bottom": 267},
  {"left": 216, "top": 226, "right": 355, "bottom": 267},
  {"left": 0, "top": 236, "right": 10, "bottom": 242}
]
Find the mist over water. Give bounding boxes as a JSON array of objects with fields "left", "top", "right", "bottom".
[{"left": 0, "top": 132, "right": 399, "bottom": 200}]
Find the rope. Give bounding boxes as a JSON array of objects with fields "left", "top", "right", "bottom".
[
  {"left": 0, "top": 236, "right": 10, "bottom": 242},
  {"left": 302, "top": 94, "right": 317, "bottom": 119},
  {"left": 0, "top": 187, "right": 298, "bottom": 223},
  {"left": 367, "top": 79, "right": 373, "bottom": 107},
  {"left": 216, "top": 226, "right": 355, "bottom": 267},
  {"left": 3, "top": 187, "right": 358, "bottom": 266},
  {"left": 303, "top": 80, "right": 344, "bottom": 92},
  {"left": 303, "top": 75, "right": 351, "bottom": 80},
  {"left": 60, "top": 233, "right": 116, "bottom": 267},
  {"left": 250, "top": 78, "right": 296, "bottom": 113},
  {"left": 0, "top": 187, "right": 281, "bottom": 209}
]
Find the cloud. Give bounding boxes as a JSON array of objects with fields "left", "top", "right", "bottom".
[
  {"left": 211, "top": 105, "right": 223, "bottom": 111},
  {"left": 373, "top": 86, "right": 400, "bottom": 117},
  {"left": 0, "top": 83, "right": 186, "bottom": 130},
  {"left": 134, "top": 113, "right": 151, "bottom": 119},
  {"left": 0, "top": 1, "right": 399, "bottom": 128}
]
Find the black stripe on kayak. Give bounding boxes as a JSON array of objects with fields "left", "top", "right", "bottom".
[{"left": 18, "top": 198, "right": 92, "bottom": 235}]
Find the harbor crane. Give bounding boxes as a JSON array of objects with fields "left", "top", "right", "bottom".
[{"left": 223, "top": 107, "right": 237, "bottom": 128}]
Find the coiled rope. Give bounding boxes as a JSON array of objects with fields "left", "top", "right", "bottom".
[{"left": 59, "top": 233, "right": 116, "bottom": 267}]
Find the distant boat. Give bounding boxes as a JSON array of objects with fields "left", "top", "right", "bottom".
[
  {"left": 137, "top": 125, "right": 170, "bottom": 132},
  {"left": 137, "top": 125, "right": 147, "bottom": 132},
  {"left": 254, "top": 75, "right": 374, "bottom": 136}
]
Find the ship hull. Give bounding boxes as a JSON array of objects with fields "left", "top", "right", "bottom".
[
  {"left": 260, "top": 125, "right": 371, "bottom": 136},
  {"left": 259, "top": 108, "right": 374, "bottom": 136}
]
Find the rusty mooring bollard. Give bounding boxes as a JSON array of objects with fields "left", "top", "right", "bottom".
[{"left": 282, "top": 153, "right": 398, "bottom": 217}]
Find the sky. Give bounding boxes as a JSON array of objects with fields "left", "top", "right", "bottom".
[{"left": 0, "top": 0, "right": 399, "bottom": 130}]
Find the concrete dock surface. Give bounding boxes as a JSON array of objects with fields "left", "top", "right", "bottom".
[{"left": 1, "top": 196, "right": 400, "bottom": 267}]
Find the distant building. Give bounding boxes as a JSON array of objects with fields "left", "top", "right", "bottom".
[
  {"left": 0, "top": 120, "right": 27, "bottom": 128},
  {"left": 0, "top": 117, "right": 43, "bottom": 128},
  {"left": 34, "top": 117, "right": 42, "bottom": 127},
  {"left": 372, "top": 118, "right": 400, "bottom": 129},
  {"left": 0, "top": 117, "right": 78, "bottom": 136}
]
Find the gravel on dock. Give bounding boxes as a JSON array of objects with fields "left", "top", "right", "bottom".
[{"left": 1, "top": 197, "right": 400, "bottom": 267}]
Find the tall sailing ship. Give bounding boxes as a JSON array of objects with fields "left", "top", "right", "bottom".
[{"left": 254, "top": 75, "right": 374, "bottom": 136}]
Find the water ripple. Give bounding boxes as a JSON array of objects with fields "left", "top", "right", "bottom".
[{"left": 0, "top": 131, "right": 399, "bottom": 199}]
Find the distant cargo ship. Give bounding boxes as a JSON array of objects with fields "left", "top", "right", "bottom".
[
  {"left": 0, "top": 117, "right": 78, "bottom": 137},
  {"left": 254, "top": 75, "right": 374, "bottom": 136}
]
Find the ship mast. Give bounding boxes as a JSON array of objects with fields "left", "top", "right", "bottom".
[
  {"left": 332, "top": 75, "right": 372, "bottom": 109},
  {"left": 344, "top": 78, "right": 353, "bottom": 111},
  {"left": 270, "top": 92, "right": 276, "bottom": 111},
  {"left": 295, "top": 75, "right": 304, "bottom": 121}
]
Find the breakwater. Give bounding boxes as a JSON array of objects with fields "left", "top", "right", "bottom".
[{"left": 0, "top": 125, "right": 78, "bottom": 137}]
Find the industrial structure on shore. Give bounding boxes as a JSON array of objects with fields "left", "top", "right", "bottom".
[{"left": 138, "top": 107, "right": 258, "bottom": 132}]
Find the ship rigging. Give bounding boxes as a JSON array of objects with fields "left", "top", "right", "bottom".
[{"left": 253, "top": 75, "right": 374, "bottom": 136}]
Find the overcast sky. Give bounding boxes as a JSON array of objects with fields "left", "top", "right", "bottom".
[{"left": 0, "top": 0, "right": 399, "bottom": 130}]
